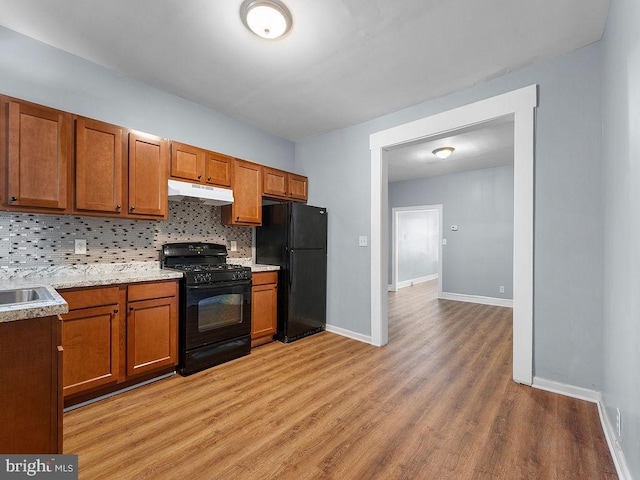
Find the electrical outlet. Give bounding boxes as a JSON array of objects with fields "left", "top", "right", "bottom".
[
  {"left": 499, "top": 286, "right": 505, "bottom": 294},
  {"left": 616, "top": 408, "right": 622, "bottom": 437},
  {"left": 358, "top": 236, "right": 368, "bottom": 247},
  {"left": 74, "top": 239, "right": 87, "bottom": 255}
]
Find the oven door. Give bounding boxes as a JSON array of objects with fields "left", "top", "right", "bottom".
[{"left": 184, "top": 280, "right": 251, "bottom": 350}]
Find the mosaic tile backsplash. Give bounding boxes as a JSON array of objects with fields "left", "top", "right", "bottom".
[{"left": 0, "top": 200, "right": 253, "bottom": 267}]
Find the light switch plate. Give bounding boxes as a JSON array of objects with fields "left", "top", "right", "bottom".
[
  {"left": 74, "top": 239, "right": 87, "bottom": 255},
  {"left": 230, "top": 240, "right": 238, "bottom": 252}
]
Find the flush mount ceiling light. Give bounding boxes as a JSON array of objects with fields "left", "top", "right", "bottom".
[
  {"left": 240, "top": 0, "right": 292, "bottom": 40},
  {"left": 432, "top": 147, "right": 455, "bottom": 159}
]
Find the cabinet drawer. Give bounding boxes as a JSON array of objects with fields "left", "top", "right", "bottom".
[
  {"left": 128, "top": 281, "right": 177, "bottom": 302},
  {"left": 61, "top": 287, "right": 120, "bottom": 310},
  {"left": 252, "top": 271, "right": 278, "bottom": 286}
]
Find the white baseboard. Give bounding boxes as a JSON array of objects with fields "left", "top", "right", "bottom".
[
  {"left": 597, "top": 397, "right": 632, "bottom": 480},
  {"left": 532, "top": 377, "right": 632, "bottom": 480},
  {"left": 532, "top": 377, "right": 600, "bottom": 403},
  {"left": 389, "top": 274, "right": 438, "bottom": 292},
  {"left": 325, "top": 324, "right": 372, "bottom": 344},
  {"left": 439, "top": 291, "right": 513, "bottom": 308}
]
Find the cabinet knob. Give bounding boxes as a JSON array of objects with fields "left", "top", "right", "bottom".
[
  {"left": 130, "top": 206, "right": 135, "bottom": 212},
  {"left": 198, "top": 174, "right": 202, "bottom": 179},
  {"left": 114, "top": 309, "right": 119, "bottom": 314},
  {"left": 115, "top": 204, "right": 121, "bottom": 211},
  {"left": 207, "top": 177, "right": 211, "bottom": 181},
  {"left": 9, "top": 196, "right": 17, "bottom": 202},
  {"left": 130, "top": 306, "right": 134, "bottom": 311},
  {"left": 236, "top": 216, "right": 240, "bottom": 221}
]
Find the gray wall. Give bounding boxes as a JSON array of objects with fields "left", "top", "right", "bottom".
[
  {"left": 602, "top": 0, "right": 640, "bottom": 476},
  {"left": 0, "top": 26, "right": 294, "bottom": 170},
  {"left": 395, "top": 209, "right": 439, "bottom": 284},
  {"left": 390, "top": 166, "right": 514, "bottom": 299},
  {"left": 297, "top": 42, "right": 604, "bottom": 390}
]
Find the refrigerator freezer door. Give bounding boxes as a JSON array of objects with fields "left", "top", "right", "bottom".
[
  {"left": 290, "top": 203, "right": 327, "bottom": 250},
  {"left": 283, "top": 249, "right": 327, "bottom": 340}
]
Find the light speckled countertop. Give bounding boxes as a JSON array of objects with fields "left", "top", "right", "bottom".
[{"left": 0, "top": 260, "right": 279, "bottom": 323}]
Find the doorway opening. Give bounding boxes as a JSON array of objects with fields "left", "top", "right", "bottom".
[
  {"left": 370, "top": 85, "right": 537, "bottom": 385},
  {"left": 391, "top": 205, "right": 443, "bottom": 295}
]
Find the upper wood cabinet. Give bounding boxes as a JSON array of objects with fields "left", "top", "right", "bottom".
[
  {"left": 75, "top": 117, "right": 125, "bottom": 214},
  {"left": 221, "top": 159, "right": 262, "bottom": 226},
  {"left": 288, "top": 173, "right": 308, "bottom": 202},
  {"left": 4, "top": 99, "right": 72, "bottom": 212},
  {"left": 205, "top": 151, "right": 233, "bottom": 187},
  {"left": 128, "top": 133, "right": 169, "bottom": 218},
  {"left": 263, "top": 166, "right": 308, "bottom": 202},
  {"left": 170, "top": 141, "right": 205, "bottom": 183},
  {"left": 170, "top": 141, "right": 233, "bottom": 188}
]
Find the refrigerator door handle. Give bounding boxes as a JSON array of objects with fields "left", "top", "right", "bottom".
[{"left": 289, "top": 250, "right": 294, "bottom": 291}]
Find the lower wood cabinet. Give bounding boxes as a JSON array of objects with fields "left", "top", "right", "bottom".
[
  {"left": 0, "top": 315, "right": 63, "bottom": 454},
  {"left": 60, "top": 286, "right": 120, "bottom": 396},
  {"left": 60, "top": 280, "right": 178, "bottom": 401},
  {"left": 127, "top": 282, "right": 178, "bottom": 377},
  {"left": 251, "top": 271, "right": 278, "bottom": 347}
]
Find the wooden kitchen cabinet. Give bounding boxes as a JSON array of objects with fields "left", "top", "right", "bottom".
[
  {"left": 60, "top": 280, "right": 178, "bottom": 402},
  {"left": 128, "top": 132, "right": 169, "bottom": 218},
  {"left": 4, "top": 98, "right": 72, "bottom": 212},
  {"left": 75, "top": 117, "right": 125, "bottom": 215},
  {"left": 170, "top": 141, "right": 205, "bottom": 183},
  {"left": 262, "top": 166, "right": 308, "bottom": 202},
  {"left": 0, "top": 315, "right": 63, "bottom": 454},
  {"left": 127, "top": 281, "right": 178, "bottom": 377},
  {"left": 205, "top": 150, "right": 233, "bottom": 187},
  {"left": 221, "top": 158, "right": 262, "bottom": 226},
  {"left": 59, "top": 287, "right": 121, "bottom": 397},
  {"left": 251, "top": 271, "right": 278, "bottom": 347}
]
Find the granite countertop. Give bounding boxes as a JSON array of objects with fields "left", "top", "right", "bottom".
[
  {"left": 0, "top": 262, "right": 182, "bottom": 324},
  {"left": 0, "top": 260, "right": 278, "bottom": 323}
]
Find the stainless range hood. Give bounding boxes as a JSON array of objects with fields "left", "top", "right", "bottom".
[{"left": 168, "top": 179, "right": 234, "bottom": 206}]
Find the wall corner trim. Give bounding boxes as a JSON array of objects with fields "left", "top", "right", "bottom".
[{"left": 532, "top": 377, "right": 632, "bottom": 480}]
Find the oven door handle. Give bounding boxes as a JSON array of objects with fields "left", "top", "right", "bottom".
[{"left": 186, "top": 280, "right": 252, "bottom": 290}]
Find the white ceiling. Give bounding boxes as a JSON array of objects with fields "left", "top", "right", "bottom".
[
  {"left": 387, "top": 116, "right": 515, "bottom": 183},
  {"left": 0, "top": 0, "right": 610, "bottom": 142}
]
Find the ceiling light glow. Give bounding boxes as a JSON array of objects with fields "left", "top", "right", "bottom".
[
  {"left": 241, "top": 0, "right": 292, "bottom": 40},
  {"left": 432, "top": 147, "right": 455, "bottom": 159}
]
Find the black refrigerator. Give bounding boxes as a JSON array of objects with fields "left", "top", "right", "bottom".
[{"left": 256, "top": 202, "right": 327, "bottom": 343}]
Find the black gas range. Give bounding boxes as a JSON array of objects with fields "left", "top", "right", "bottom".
[{"left": 162, "top": 243, "right": 252, "bottom": 375}]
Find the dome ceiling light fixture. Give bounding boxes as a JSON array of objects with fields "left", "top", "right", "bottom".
[
  {"left": 240, "top": 0, "right": 292, "bottom": 40},
  {"left": 432, "top": 147, "right": 455, "bottom": 159}
]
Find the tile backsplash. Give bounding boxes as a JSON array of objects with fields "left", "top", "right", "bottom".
[{"left": 0, "top": 200, "right": 252, "bottom": 267}]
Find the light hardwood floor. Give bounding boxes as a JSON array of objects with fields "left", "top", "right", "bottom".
[{"left": 64, "top": 280, "right": 617, "bottom": 479}]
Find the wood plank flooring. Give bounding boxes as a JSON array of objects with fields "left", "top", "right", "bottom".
[{"left": 64, "top": 280, "right": 617, "bottom": 479}]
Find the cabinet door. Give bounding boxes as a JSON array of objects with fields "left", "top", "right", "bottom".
[
  {"left": 252, "top": 283, "right": 277, "bottom": 339},
  {"left": 75, "top": 117, "right": 124, "bottom": 214},
  {"left": 61, "top": 305, "right": 120, "bottom": 396},
  {"left": 288, "top": 173, "right": 308, "bottom": 202},
  {"left": 170, "top": 141, "right": 205, "bottom": 182},
  {"left": 128, "top": 132, "right": 169, "bottom": 218},
  {"left": 6, "top": 100, "right": 71, "bottom": 210},
  {"left": 262, "top": 167, "right": 288, "bottom": 199},
  {"left": 127, "top": 296, "right": 178, "bottom": 377},
  {"left": 0, "top": 316, "right": 61, "bottom": 454},
  {"left": 205, "top": 151, "right": 233, "bottom": 187},
  {"left": 221, "top": 159, "right": 262, "bottom": 225}
]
